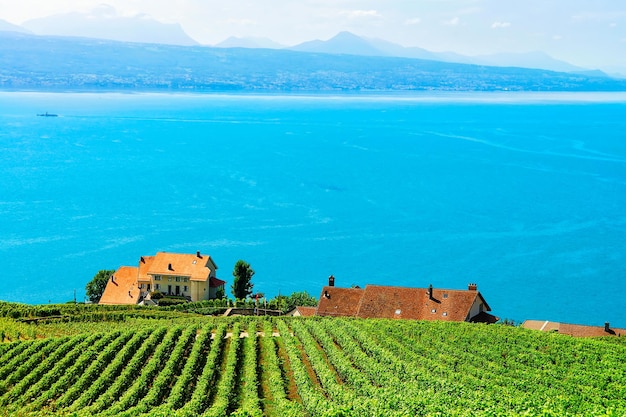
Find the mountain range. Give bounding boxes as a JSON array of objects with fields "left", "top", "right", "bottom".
[
  {"left": 1, "top": 12, "right": 617, "bottom": 76},
  {"left": 2, "top": 30, "right": 625, "bottom": 93},
  {"left": 6, "top": 6, "right": 198, "bottom": 46}
]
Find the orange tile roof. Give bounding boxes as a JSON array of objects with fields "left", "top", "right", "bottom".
[
  {"left": 522, "top": 320, "right": 626, "bottom": 337},
  {"left": 316, "top": 284, "right": 492, "bottom": 322},
  {"left": 148, "top": 252, "right": 217, "bottom": 282},
  {"left": 137, "top": 256, "right": 155, "bottom": 283},
  {"left": 99, "top": 266, "right": 141, "bottom": 305}
]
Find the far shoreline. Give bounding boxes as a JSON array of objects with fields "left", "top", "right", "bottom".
[{"left": 3, "top": 88, "right": 626, "bottom": 104}]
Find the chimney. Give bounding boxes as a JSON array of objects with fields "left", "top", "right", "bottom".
[
  {"left": 468, "top": 283, "right": 477, "bottom": 291},
  {"left": 328, "top": 275, "right": 335, "bottom": 287},
  {"left": 605, "top": 322, "right": 610, "bottom": 332},
  {"left": 168, "top": 263, "right": 174, "bottom": 271},
  {"left": 428, "top": 284, "right": 433, "bottom": 299},
  {"left": 324, "top": 290, "right": 330, "bottom": 299},
  {"left": 196, "top": 251, "right": 202, "bottom": 258}
]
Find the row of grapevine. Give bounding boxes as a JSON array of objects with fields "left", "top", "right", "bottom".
[
  {"left": 60, "top": 328, "right": 163, "bottom": 411},
  {"left": 0, "top": 317, "right": 625, "bottom": 416},
  {"left": 22, "top": 330, "right": 132, "bottom": 412}
]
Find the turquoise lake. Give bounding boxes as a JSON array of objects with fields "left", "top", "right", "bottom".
[{"left": 1, "top": 92, "right": 625, "bottom": 326}]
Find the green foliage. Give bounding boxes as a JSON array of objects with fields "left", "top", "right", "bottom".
[
  {"left": 85, "top": 269, "right": 115, "bottom": 303},
  {"left": 267, "top": 291, "right": 318, "bottom": 313},
  {"left": 286, "top": 291, "right": 317, "bottom": 311},
  {"left": 0, "top": 314, "right": 625, "bottom": 416},
  {"left": 156, "top": 297, "right": 188, "bottom": 307},
  {"left": 231, "top": 260, "right": 254, "bottom": 300},
  {"left": 215, "top": 287, "right": 225, "bottom": 299}
]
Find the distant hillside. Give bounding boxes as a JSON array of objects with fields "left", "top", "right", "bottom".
[
  {"left": 290, "top": 31, "right": 385, "bottom": 56},
  {"left": 1, "top": 32, "right": 624, "bottom": 92},
  {"left": 0, "top": 19, "right": 32, "bottom": 34},
  {"left": 290, "top": 31, "right": 594, "bottom": 74},
  {"left": 21, "top": 5, "right": 198, "bottom": 46}
]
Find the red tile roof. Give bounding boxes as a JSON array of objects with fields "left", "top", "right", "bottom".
[
  {"left": 316, "top": 284, "right": 493, "bottom": 322},
  {"left": 209, "top": 277, "right": 226, "bottom": 288},
  {"left": 317, "top": 287, "right": 365, "bottom": 317},
  {"left": 522, "top": 320, "right": 626, "bottom": 337},
  {"left": 99, "top": 266, "right": 141, "bottom": 305},
  {"left": 295, "top": 306, "right": 317, "bottom": 317}
]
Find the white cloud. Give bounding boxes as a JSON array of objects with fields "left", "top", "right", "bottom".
[
  {"left": 491, "top": 21, "right": 511, "bottom": 29},
  {"left": 405, "top": 17, "right": 422, "bottom": 25},
  {"left": 443, "top": 17, "right": 460, "bottom": 26},
  {"left": 340, "top": 10, "right": 382, "bottom": 19}
]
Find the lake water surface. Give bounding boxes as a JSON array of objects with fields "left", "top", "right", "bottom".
[{"left": 1, "top": 92, "right": 625, "bottom": 326}]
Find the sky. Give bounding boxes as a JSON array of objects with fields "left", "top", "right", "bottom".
[{"left": 1, "top": 0, "right": 625, "bottom": 71}]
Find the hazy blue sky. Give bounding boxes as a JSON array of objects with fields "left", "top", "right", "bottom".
[{"left": 1, "top": 0, "right": 624, "bottom": 70}]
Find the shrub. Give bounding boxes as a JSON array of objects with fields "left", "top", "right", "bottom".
[{"left": 150, "top": 291, "right": 164, "bottom": 300}]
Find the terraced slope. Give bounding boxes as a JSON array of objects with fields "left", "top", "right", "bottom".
[{"left": 0, "top": 317, "right": 625, "bottom": 416}]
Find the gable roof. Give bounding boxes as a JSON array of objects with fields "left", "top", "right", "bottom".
[
  {"left": 99, "top": 266, "right": 141, "bottom": 305},
  {"left": 147, "top": 252, "right": 216, "bottom": 282},
  {"left": 357, "top": 285, "right": 488, "bottom": 321},
  {"left": 137, "top": 255, "right": 155, "bottom": 282},
  {"left": 287, "top": 306, "right": 317, "bottom": 317},
  {"left": 522, "top": 320, "right": 626, "bottom": 337},
  {"left": 317, "top": 287, "right": 365, "bottom": 317},
  {"left": 316, "top": 283, "right": 493, "bottom": 322}
]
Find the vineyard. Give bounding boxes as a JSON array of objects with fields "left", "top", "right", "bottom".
[{"left": 0, "top": 309, "right": 625, "bottom": 416}]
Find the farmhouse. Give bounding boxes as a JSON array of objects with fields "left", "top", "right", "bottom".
[
  {"left": 522, "top": 320, "right": 626, "bottom": 337},
  {"left": 100, "top": 251, "right": 225, "bottom": 305},
  {"left": 315, "top": 276, "right": 498, "bottom": 322}
]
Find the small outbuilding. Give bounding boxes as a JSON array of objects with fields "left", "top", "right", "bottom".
[{"left": 522, "top": 320, "right": 625, "bottom": 337}]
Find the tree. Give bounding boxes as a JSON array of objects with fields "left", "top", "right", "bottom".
[
  {"left": 231, "top": 260, "right": 254, "bottom": 299},
  {"left": 286, "top": 291, "right": 318, "bottom": 310},
  {"left": 85, "top": 269, "right": 115, "bottom": 303}
]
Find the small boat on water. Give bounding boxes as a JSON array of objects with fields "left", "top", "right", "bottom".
[{"left": 37, "top": 112, "right": 58, "bottom": 117}]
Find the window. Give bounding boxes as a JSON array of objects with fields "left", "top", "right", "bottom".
[
  {"left": 431, "top": 309, "right": 437, "bottom": 313},
  {"left": 443, "top": 293, "right": 448, "bottom": 299},
  {"left": 442, "top": 312, "right": 448, "bottom": 317},
  {"left": 184, "top": 286, "right": 188, "bottom": 292},
  {"left": 154, "top": 276, "right": 161, "bottom": 281},
  {"left": 184, "top": 277, "right": 188, "bottom": 282},
  {"left": 168, "top": 277, "right": 172, "bottom": 282},
  {"left": 155, "top": 284, "right": 160, "bottom": 290},
  {"left": 175, "top": 277, "right": 181, "bottom": 282}
]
